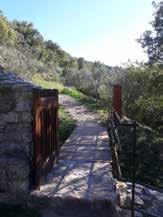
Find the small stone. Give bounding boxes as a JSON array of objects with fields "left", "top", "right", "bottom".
[{"left": 116, "top": 181, "right": 127, "bottom": 193}]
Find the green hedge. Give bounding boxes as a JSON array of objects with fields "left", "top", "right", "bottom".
[{"left": 128, "top": 95, "right": 163, "bottom": 133}]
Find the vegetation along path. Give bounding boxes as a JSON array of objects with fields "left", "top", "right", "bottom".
[{"left": 33, "top": 94, "right": 119, "bottom": 217}]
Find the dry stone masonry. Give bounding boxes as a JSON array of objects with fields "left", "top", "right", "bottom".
[
  {"left": 0, "top": 71, "right": 40, "bottom": 193},
  {"left": 117, "top": 181, "right": 163, "bottom": 217}
]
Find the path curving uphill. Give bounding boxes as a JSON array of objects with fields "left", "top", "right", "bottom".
[{"left": 59, "top": 94, "right": 101, "bottom": 123}]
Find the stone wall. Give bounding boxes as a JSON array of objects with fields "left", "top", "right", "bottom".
[
  {"left": 117, "top": 181, "right": 163, "bottom": 217},
  {"left": 0, "top": 71, "right": 39, "bottom": 193}
]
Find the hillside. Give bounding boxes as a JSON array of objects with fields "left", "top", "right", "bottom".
[
  {"left": 0, "top": 9, "right": 162, "bottom": 132},
  {"left": 0, "top": 6, "right": 162, "bottom": 189},
  {"left": 0, "top": 10, "right": 120, "bottom": 104}
]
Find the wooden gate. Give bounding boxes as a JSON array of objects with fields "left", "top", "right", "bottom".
[{"left": 32, "top": 89, "right": 59, "bottom": 189}]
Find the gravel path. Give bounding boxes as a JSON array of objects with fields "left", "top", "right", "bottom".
[{"left": 59, "top": 94, "right": 101, "bottom": 123}]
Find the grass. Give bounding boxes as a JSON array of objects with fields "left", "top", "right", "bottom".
[
  {"left": 136, "top": 128, "right": 163, "bottom": 188},
  {"left": 32, "top": 74, "right": 108, "bottom": 122},
  {"left": 61, "top": 87, "right": 108, "bottom": 121},
  {"left": 31, "top": 75, "right": 163, "bottom": 187},
  {"left": 119, "top": 124, "right": 163, "bottom": 189},
  {"left": 0, "top": 203, "right": 41, "bottom": 217},
  {"left": 58, "top": 106, "right": 76, "bottom": 145},
  {"left": 31, "top": 74, "right": 64, "bottom": 91},
  {"left": 32, "top": 75, "right": 76, "bottom": 144}
]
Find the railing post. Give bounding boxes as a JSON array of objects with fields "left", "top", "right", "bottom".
[
  {"left": 131, "top": 121, "right": 137, "bottom": 217},
  {"left": 113, "top": 84, "right": 122, "bottom": 117}
]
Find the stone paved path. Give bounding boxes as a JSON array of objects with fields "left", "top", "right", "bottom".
[{"left": 33, "top": 94, "right": 119, "bottom": 217}]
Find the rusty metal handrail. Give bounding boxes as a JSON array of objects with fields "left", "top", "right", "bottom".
[
  {"left": 108, "top": 109, "right": 137, "bottom": 217},
  {"left": 107, "top": 110, "right": 122, "bottom": 179}
]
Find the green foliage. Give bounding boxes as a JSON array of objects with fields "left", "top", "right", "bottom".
[
  {"left": 58, "top": 107, "right": 76, "bottom": 144},
  {"left": 30, "top": 75, "right": 76, "bottom": 145},
  {"left": 12, "top": 21, "right": 43, "bottom": 48},
  {"left": 0, "top": 11, "right": 73, "bottom": 81},
  {"left": 61, "top": 87, "right": 108, "bottom": 120},
  {"left": 0, "top": 12, "right": 17, "bottom": 45},
  {"left": 121, "top": 64, "right": 163, "bottom": 133},
  {"left": 0, "top": 9, "right": 116, "bottom": 107},
  {"left": 0, "top": 7, "right": 162, "bottom": 189},
  {"left": 133, "top": 96, "right": 163, "bottom": 132},
  {"left": 119, "top": 125, "right": 162, "bottom": 188},
  {"left": 138, "top": 1, "right": 163, "bottom": 65},
  {"left": 61, "top": 87, "right": 98, "bottom": 110},
  {"left": 116, "top": 62, "right": 163, "bottom": 188},
  {"left": 77, "top": 57, "right": 85, "bottom": 70},
  {"left": 31, "top": 74, "right": 64, "bottom": 91}
]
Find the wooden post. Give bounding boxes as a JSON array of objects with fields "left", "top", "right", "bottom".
[{"left": 113, "top": 84, "right": 122, "bottom": 117}]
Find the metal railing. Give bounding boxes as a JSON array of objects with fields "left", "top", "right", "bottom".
[
  {"left": 107, "top": 109, "right": 162, "bottom": 217},
  {"left": 107, "top": 109, "right": 136, "bottom": 217}
]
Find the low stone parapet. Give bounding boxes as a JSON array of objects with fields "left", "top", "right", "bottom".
[{"left": 0, "top": 71, "right": 39, "bottom": 193}]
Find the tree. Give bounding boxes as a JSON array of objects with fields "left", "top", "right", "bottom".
[
  {"left": 138, "top": 1, "right": 163, "bottom": 66},
  {"left": 12, "top": 21, "right": 43, "bottom": 48},
  {"left": 0, "top": 11, "right": 17, "bottom": 45},
  {"left": 77, "top": 57, "right": 85, "bottom": 70}
]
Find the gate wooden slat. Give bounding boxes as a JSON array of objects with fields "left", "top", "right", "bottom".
[{"left": 32, "top": 88, "right": 59, "bottom": 190}]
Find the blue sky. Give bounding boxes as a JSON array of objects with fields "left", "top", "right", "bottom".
[{"left": 0, "top": 0, "right": 159, "bottom": 66}]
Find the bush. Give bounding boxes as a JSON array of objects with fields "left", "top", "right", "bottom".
[{"left": 127, "top": 96, "right": 163, "bottom": 133}]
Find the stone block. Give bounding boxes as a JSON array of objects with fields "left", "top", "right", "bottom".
[
  {"left": 11, "top": 84, "right": 33, "bottom": 93},
  {"left": 0, "top": 99, "right": 16, "bottom": 113},
  {"left": 3, "top": 122, "right": 32, "bottom": 133},
  {"left": 0, "top": 85, "right": 13, "bottom": 96},
  {"left": 15, "top": 100, "right": 32, "bottom": 112},
  {"left": 21, "top": 131, "right": 33, "bottom": 143},
  {"left": 0, "top": 156, "right": 30, "bottom": 193},
  {"left": 0, "top": 141, "right": 31, "bottom": 156},
  {"left": 0, "top": 124, "right": 6, "bottom": 133},
  {"left": 0, "top": 112, "right": 19, "bottom": 123},
  {"left": 0, "top": 142, "right": 21, "bottom": 154},
  {"left": 20, "top": 112, "right": 32, "bottom": 123},
  {"left": 0, "top": 132, "right": 21, "bottom": 143}
]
